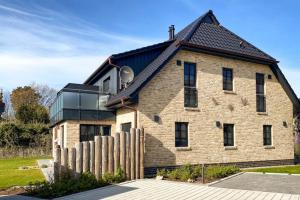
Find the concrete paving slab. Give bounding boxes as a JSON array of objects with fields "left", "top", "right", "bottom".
[{"left": 211, "top": 172, "right": 300, "bottom": 194}]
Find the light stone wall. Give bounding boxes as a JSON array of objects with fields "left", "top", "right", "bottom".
[
  {"left": 138, "top": 50, "right": 294, "bottom": 168},
  {"left": 52, "top": 120, "right": 116, "bottom": 149},
  {"left": 116, "top": 107, "right": 137, "bottom": 132}
]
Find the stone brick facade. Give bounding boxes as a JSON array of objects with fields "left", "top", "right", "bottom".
[
  {"left": 137, "top": 50, "right": 294, "bottom": 168},
  {"left": 52, "top": 120, "right": 116, "bottom": 149}
]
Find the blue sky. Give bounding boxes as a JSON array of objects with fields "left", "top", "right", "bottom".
[{"left": 0, "top": 0, "right": 300, "bottom": 96}]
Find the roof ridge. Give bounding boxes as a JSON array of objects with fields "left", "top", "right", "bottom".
[
  {"left": 182, "top": 10, "right": 214, "bottom": 41},
  {"left": 219, "top": 25, "right": 277, "bottom": 61}
]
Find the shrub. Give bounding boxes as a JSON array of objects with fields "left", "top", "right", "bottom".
[
  {"left": 16, "top": 104, "right": 49, "bottom": 124},
  {"left": 0, "top": 121, "right": 50, "bottom": 148},
  {"left": 156, "top": 168, "right": 167, "bottom": 177},
  {"left": 27, "top": 170, "right": 126, "bottom": 199},
  {"left": 205, "top": 165, "right": 240, "bottom": 181},
  {"left": 157, "top": 164, "right": 240, "bottom": 183}
]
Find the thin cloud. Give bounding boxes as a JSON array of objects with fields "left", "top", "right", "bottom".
[
  {"left": 0, "top": 2, "right": 162, "bottom": 91},
  {"left": 0, "top": 4, "right": 51, "bottom": 19}
]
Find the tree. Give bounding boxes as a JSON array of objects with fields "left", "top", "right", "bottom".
[
  {"left": 30, "top": 82, "right": 57, "bottom": 108},
  {"left": 1, "top": 90, "right": 13, "bottom": 120},
  {"left": 10, "top": 86, "right": 40, "bottom": 112},
  {"left": 16, "top": 104, "right": 49, "bottom": 124}
]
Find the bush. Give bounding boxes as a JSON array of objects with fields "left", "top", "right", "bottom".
[
  {"left": 0, "top": 122, "right": 50, "bottom": 148},
  {"left": 157, "top": 164, "right": 240, "bottom": 182},
  {"left": 27, "top": 169, "right": 126, "bottom": 199},
  {"left": 205, "top": 165, "right": 240, "bottom": 181}
]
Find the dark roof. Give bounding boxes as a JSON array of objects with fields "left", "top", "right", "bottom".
[
  {"left": 84, "top": 40, "right": 172, "bottom": 85},
  {"left": 92, "top": 10, "right": 299, "bottom": 109},
  {"left": 61, "top": 83, "right": 99, "bottom": 93}
]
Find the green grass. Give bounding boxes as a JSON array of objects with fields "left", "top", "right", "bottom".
[
  {"left": 244, "top": 165, "right": 300, "bottom": 174},
  {"left": 0, "top": 157, "right": 49, "bottom": 189}
]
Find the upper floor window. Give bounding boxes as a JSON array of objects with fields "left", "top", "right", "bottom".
[
  {"left": 184, "top": 62, "right": 197, "bottom": 107},
  {"left": 175, "top": 122, "right": 188, "bottom": 147},
  {"left": 103, "top": 77, "right": 110, "bottom": 93},
  {"left": 224, "top": 124, "right": 234, "bottom": 146},
  {"left": 263, "top": 125, "right": 272, "bottom": 146},
  {"left": 223, "top": 68, "right": 233, "bottom": 91},
  {"left": 256, "top": 73, "right": 266, "bottom": 112}
]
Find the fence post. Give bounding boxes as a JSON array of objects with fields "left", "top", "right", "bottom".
[
  {"left": 75, "top": 143, "right": 83, "bottom": 177},
  {"left": 140, "top": 128, "right": 145, "bottom": 179},
  {"left": 114, "top": 132, "right": 120, "bottom": 174},
  {"left": 130, "top": 128, "right": 136, "bottom": 180},
  {"left": 108, "top": 136, "right": 114, "bottom": 174},
  {"left": 102, "top": 136, "right": 108, "bottom": 175},
  {"left": 89, "top": 141, "right": 95, "bottom": 174},
  {"left": 54, "top": 146, "right": 61, "bottom": 182},
  {"left": 95, "top": 136, "right": 102, "bottom": 180},
  {"left": 120, "top": 131, "right": 126, "bottom": 174},
  {"left": 126, "top": 132, "right": 131, "bottom": 179},
  {"left": 83, "top": 142, "right": 90, "bottom": 173},
  {"left": 61, "top": 148, "right": 68, "bottom": 175},
  {"left": 69, "top": 147, "right": 76, "bottom": 176},
  {"left": 135, "top": 129, "right": 140, "bottom": 179}
]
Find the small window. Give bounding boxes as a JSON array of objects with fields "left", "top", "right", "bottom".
[
  {"left": 121, "top": 122, "right": 132, "bottom": 133},
  {"left": 224, "top": 124, "right": 234, "bottom": 146},
  {"left": 80, "top": 125, "right": 111, "bottom": 142},
  {"left": 263, "top": 125, "right": 272, "bottom": 146},
  {"left": 223, "top": 68, "right": 233, "bottom": 91},
  {"left": 184, "top": 62, "right": 197, "bottom": 107},
  {"left": 103, "top": 77, "right": 110, "bottom": 93},
  {"left": 256, "top": 73, "right": 266, "bottom": 112},
  {"left": 175, "top": 122, "right": 188, "bottom": 147}
]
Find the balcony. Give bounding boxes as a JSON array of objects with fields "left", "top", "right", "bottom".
[{"left": 49, "top": 83, "right": 115, "bottom": 126}]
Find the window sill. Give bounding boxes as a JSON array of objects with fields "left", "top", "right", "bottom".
[
  {"left": 223, "top": 90, "right": 237, "bottom": 95},
  {"left": 257, "top": 112, "right": 268, "bottom": 115},
  {"left": 176, "top": 147, "right": 192, "bottom": 151},
  {"left": 264, "top": 145, "right": 275, "bottom": 149},
  {"left": 224, "top": 146, "right": 237, "bottom": 150},
  {"left": 184, "top": 107, "right": 200, "bottom": 112}
]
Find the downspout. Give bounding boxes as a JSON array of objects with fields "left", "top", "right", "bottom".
[{"left": 121, "top": 98, "right": 137, "bottom": 128}]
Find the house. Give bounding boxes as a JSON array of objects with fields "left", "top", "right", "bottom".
[{"left": 50, "top": 10, "right": 300, "bottom": 174}]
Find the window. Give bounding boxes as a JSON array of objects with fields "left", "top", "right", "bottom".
[
  {"left": 223, "top": 68, "right": 233, "bottom": 91},
  {"left": 62, "top": 92, "right": 79, "bottom": 109},
  {"left": 121, "top": 122, "right": 132, "bottom": 133},
  {"left": 263, "top": 125, "right": 272, "bottom": 146},
  {"left": 175, "top": 122, "right": 188, "bottom": 147},
  {"left": 103, "top": 77, "right": 110, "bottom": 93},
  {"left": 80, "top": 93, "right": 98, "bottom": 110},
  {"left": 184, "top": 62, "right": 197, "bottom": 107},
  {"left": 224, "top": 124, "right": 234, "bottom": 146},
  {"left": 256, "top": 73, "right": 266, "bottom": 112},
  {"left": 80, "top": 125, "right": 111, "bottom": 142}
]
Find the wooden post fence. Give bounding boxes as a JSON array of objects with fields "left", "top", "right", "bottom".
[{"left": 53, "top": 128, "right": 144, "bottom": 182}]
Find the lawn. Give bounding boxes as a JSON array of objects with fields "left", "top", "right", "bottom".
[
  {"left": 0, "top": 157, "right": 49, "bottom": 189},
  {"left": 244, "top": 165, "right": 300, "bottom": 174}
]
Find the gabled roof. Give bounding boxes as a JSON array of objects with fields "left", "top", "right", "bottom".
[
  {"left": 84, "top": 40, "right": 173, "bottom": 85},
  {"left": 94, "top": 10, "right": 299, "bottom": 109}
]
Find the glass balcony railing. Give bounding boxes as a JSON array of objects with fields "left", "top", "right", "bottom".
[{"left": 49, "top": 84, "right": 115, "bottom": 126}]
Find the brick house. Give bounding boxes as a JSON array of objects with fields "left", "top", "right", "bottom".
[{"left": 50, "top": 10, "right": 300, "bottom": 173}]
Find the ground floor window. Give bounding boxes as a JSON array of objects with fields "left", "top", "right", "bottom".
[
  {"left": 224, "top": 124, "right": 234, "bottom": 146},
  {"left": 175, "top": 122, "right": 188, "bottom": 147},
  {"left": 263, "top": 125, "right": 272, "bottom": 146},
  {"left": 80, "top": 124, "right": 111, "bottom": 142},
  {"left": 121, "top": 122, "right": 132, "bottom": 133}
]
